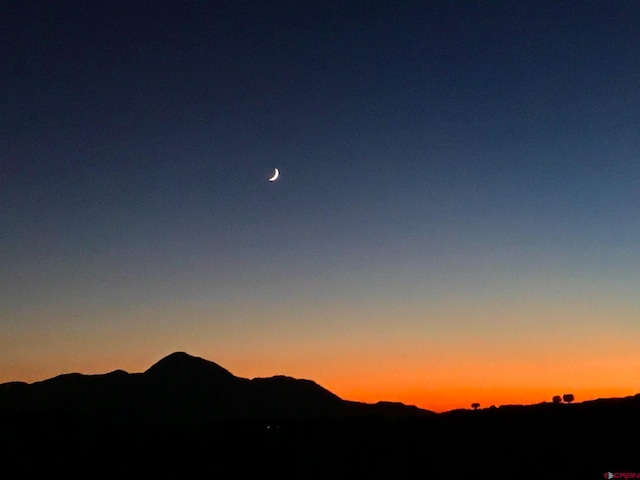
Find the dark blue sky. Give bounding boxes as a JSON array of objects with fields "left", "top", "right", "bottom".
[{"left": 2, "top": 1, "right": 639, "bottom": 409}]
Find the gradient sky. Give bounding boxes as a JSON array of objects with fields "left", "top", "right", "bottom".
[{"left": 2, "top": 1, "right": 639, "bottom": 412}]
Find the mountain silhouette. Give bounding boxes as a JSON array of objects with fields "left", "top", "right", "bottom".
[
  {"left": 0, "top": 351, "right": 430, "bottom": 423},
  {"left": 144, "top": 351, "right": 236, "bottom": 380},
  {"left": 2, "top": 352, "right": 639, "bottom": 478}
]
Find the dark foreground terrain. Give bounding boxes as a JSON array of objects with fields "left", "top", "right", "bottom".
[{"left": 2, "top": 353, "right": 639, "bottom": 479}]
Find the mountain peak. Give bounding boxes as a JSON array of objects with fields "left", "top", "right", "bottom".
[
  {"left": 144, "top": 352, "right": 235, "bottom": 381},
  {"left": 153, "top": 351, "right": 198, "bottom": 365}
]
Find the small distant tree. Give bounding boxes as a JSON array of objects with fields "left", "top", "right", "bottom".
[
  {"left": 562, "top": 393, "right": 575, "bottom": 404},
  {"left": 471, "top": 402, "right": 480, "bottom": 410},
  {"left": 552, "top": 395, "right": 562, "bottom": 404}
]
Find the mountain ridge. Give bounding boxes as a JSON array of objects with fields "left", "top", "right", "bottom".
[
  {"left": 0, "top": 351, "right": 432, "bottom": 422},
  {"left": 2, "top": 352, "right": 640, "bottom": 477}
]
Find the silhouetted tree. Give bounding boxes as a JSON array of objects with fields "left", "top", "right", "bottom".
[
  {"left": 471, "top": 402, "right": 480, "bottom": 410},
  {"left": 562, "top": 393, "right": 574, "bottom": 404},
  {"left": 552, "top": 395, "right": 562, "bottom": 404}
]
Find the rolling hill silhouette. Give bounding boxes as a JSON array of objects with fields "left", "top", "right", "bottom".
[
  {"left": 0, "top": 351, "right": 430, "bottom": 423},
  {"left": 1, "top": 352, "right": 639, "bottom": 479}
]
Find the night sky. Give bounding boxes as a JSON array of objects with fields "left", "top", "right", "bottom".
[{"left": 2, "top": 1, "right": 639, "bottom": 411}]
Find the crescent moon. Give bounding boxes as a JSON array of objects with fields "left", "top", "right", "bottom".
[{"left": 268, "top": 168, "right": 280, "bottom": 182}]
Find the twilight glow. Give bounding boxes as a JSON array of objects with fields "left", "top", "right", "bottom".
[{"left": 1, "top": 1, "right": 639, "bottom": 412}]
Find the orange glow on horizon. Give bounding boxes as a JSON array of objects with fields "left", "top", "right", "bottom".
[
  {"left": 330, "top": 385, "right": 640, "bottom": 413},
  {"left": 2, "top": 350, "right": 638, "bottom": 414},
  {"left": 2, "top": 300, "right": 639, "bottom": 414}
]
